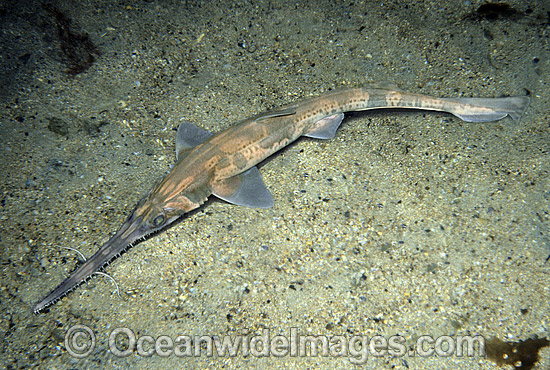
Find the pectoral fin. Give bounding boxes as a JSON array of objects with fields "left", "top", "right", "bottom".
[
  {"left": 304, "top": 113, "right": 344, "bottom": 139},
  {"left": 212, "top": 166, "right": 274, "bottom": 208},
  {"left": 176, "top": 121, "right": 213, "bottom": 160}
]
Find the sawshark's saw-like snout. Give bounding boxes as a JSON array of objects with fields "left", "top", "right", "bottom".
[{"left": 32, "top": 201, "right": 177, "bottom": 313}]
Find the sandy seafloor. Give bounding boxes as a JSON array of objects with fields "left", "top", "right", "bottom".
[{"left": 1, "top": 0, "right": 550, "bottom": 369}]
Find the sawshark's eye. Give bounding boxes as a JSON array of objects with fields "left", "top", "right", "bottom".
[{"left": 152, "top": 214, "right": 165, "bottom": 227}]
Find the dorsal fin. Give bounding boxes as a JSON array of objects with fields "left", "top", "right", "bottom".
[
  {"left": 176, "top": 121, "right": 212, "bottom": 160},
  {"left": 255, "top": 107, "right": 296, "bottom": 121},
  {"left": 364, "top": 82, "right": 403, "bottom": 91}
]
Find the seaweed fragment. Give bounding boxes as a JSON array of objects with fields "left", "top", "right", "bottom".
[
  {"left": 476, "top": 2, "right": 519, "bottom": 20},
  {"left": 47, "top": 116, "right": 69, "bottom": 137},
  {"left": 42, "top": 3, "right": 99, "bottom": 75},
  {"left": 485, "top": 337, "right": 550, "bottom": 370},
  {"left": 463, "top": 2, "right": 522, "bottom": 22}
]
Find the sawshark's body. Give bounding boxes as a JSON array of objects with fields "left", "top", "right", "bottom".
[{"left": 33, "top": 86, "right": 529, "bottom": 313}]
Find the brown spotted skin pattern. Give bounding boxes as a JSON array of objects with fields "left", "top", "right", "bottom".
[{"left": 33, "top": 86, "right": 524, "bottom": 313}]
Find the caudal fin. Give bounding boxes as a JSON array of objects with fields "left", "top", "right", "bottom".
[{"left": 447, "top": 96, "right": 530, "bottom": 123}]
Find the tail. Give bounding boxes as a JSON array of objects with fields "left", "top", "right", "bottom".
[{"left": 445, "top": 96, "right": 530, "bottom": 123}]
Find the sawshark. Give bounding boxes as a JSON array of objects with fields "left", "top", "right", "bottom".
[{"left": 33, "top": 85, "right": 530, "bottom": 313}]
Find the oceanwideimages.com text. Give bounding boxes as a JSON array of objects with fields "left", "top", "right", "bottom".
[{"left": 65, "top": 325, "right": 485, "bottom": 364}]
